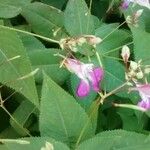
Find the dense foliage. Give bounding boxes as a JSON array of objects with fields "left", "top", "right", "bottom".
[{"left": 0, "top": 0, "right": 150, "bottom": 150}]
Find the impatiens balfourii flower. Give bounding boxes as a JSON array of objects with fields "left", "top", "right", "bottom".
[
  {"left": 130, "top": 84, "right": 150, "bottom": 110},
  {"left": 64, "top": 58, "right": 104, "bottom": 97},
  {"left": 121, "top": 0, "right": 131, "bottom": 9},
  {"left": 121, "top": 0, "right": 150, "bottom": 9}
]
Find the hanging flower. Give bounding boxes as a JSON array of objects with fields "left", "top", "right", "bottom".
[
  {"left": 121, "top": 0, "right": 150, "bottom": 9},
  {"left": 64, "top": 58, "right": 104, "bottom": 97},
  {"left": 121, "top": 0, "right": 131, "bottom": 9},
  {"left": 130, "top": 84, "right": 150, "bottom": 110}
]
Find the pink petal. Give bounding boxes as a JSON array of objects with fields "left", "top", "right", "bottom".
[
  {"left": 77, "top": 80, "right": 90, "bottom": 97},
  {"left": 121, "top": 0, "right": 130, "bottom": 9},
  {"left": 131, "top": 84, "right": 150, "bottom": 96},
  {"left": 65, "top": 58, "right": 82, "bottom": 73},
  {"left": 90, "top": 67, "right": 103, "bottom": 92},
  {"left": 138, "top": 99, "right": 150, "bottom": 110}
]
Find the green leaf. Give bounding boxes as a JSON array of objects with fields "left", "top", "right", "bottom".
[
  {"left": 96, "top": 130, "right": 147, "bottom": 148},
  {"left": 77, "top": 130, "right": 148, "bottom": 150},
  {"left": 21, "top": 2, "right": 67, "bottom": 40},
  {"left": 0, "top": 0, "right": 32, "bottom": 6},
  {"left": 132, "top": 28, "right": 150, "bottom": 64},
  {"left": 95, "top": 24, "right": 131, "bottom": 97},
  {"left": 115, "top": 143, "right": 150, "bottom": 150},
  {"left": 101, "top": 58, "right": 126, "bottom": 97},
  {"left": 33, "top": 64, "right": 70, "bottom": 85},
  {"left": 64, "top": 0, "right": 94, "bottom": 36},
  {"left": 117, "top": 108, "right": 146, "bottom": 131},
  {"left": 76, "top": 136, "right": 119, "bottom": 150},
  {"left": 39, "top": 74, "right": 95, "bottom": 143},
  {"left": 28, "top": 49, "right": 62, "bottom": 65},
  {"left": 0, "top": 27, "right": 39, "bottom": 106},
  {"left": 27, "top": 48, "right": 69, "bottom": 85},
  {"left": 0, "top": 137, "right": 70, "bottom": 150},
  {"left": 0, "top": 0, "right": 32, "bottom": 18},
  {"left": 0, "top": 4, "right": 21, "bottom": 18},
  {"left": 96, "top": 23, "right": 132, "bottom": 56},
  {"left": 19, "top": 34, "right": 45, "bottom": 51},
  {"left": 10, "top": 100, "right": 36, "bottom": 136}
]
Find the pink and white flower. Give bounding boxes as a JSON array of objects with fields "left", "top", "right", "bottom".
[
  {"left": 130, "top": 84, "right": 150, "bottom": 110},
  {"left": 121, "top": 0, "right": 131, "bottom": 9},
  {"left": 64, "top": 58, "right": 104, "bottom": 97},
  {"left": 121, "top": 0, "right": 150, "bottom": 9}
]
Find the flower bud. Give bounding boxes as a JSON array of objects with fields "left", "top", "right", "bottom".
[
  {"left": 121, "top": 45, "right": 130, "bottom": 63},
  {"left": 130, "top": 61, "right": 138, "bottom": 71},
  {"left": 136, "top": 71, "right": 144, "bottom": 79},
  {"left": 78, "top": 37, "right": 86, "bottom": 45},
  {"left": 84, "top": 35, "right": 102, "bottom": 45},
  {"left": 144, "top": 68, "right": 150, "bottom": 74},
  {"left": 135, "top": 9, "right": 143, "bottom": 19}
]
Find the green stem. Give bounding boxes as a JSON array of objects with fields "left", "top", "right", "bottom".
[
  {"left": 113, "top": 103, "right": 146, "bottom": 112},
  {"left": 0, "top": 25, "right": 60, "bottom": 44},
  {"left": 1, "top": 106, "right": 32, "bottom": 137},
  {"left": 102, "top": 20, "right": 126, "bottom": 42},
  {"left": 95, "top": 51, "right": 103, "bottom": 68},
  {"left": 103, "top": 42, "right": 133, "bottom": 55}
]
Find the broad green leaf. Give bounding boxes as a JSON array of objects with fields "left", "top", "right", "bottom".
[
  {"left": 95, "top": 23, "right": 119, "bottom": 37},
  {"left": 27, "top": 48, "right": 69, "bottom": 85},
  {"left": 95, "top": 130, "right": 147, "bottom": 149},
  {"left": 0, "top": 0, "right": 32, "bottom": 6},
  {"left": 132, "top": 28, "right": 150, "bottom": 64},
  {"left": 33, "top": 64, "right": 70, "bottom": 85},
  {"left": 0, "top": 0, "right": 32, "bottom": 18},
  {"left": 21, "top": 2, "right": 67, "bottom": 40},
  {"left": 101, "top": 58, "right": 126, "bottom": 97},
  {"left": 20, "top": 34, "right": 45, "bottom": 51},
  {"left": 76, "top": 136, "right": 119, "bottom": 150},
  {"left": 78, "top": 128, "right": 148, "bottom": 149},
  {"left": 10, "top": 100, "right": 36, "bottom": 136},
  {"left": 28, "top": 49, "right": 62, "bottom": 65},
  {"left": 0, "top": 137, "right": 69, "bottom": 150},
  {"left": 0, "top": 4, "right": 21, "bottom": 18},
  {"left": 117, "top": 108, "right": 146, "bottom": 131},
  {"left": 64, "top": 0, "right": 94, "bottom": 36},
  {"left": 96, "top": 23, "right": 132, "bottom": 56},
  {"left": 0, "top": 27, "right": 39, "bottom": 106},
  {"left": 115, "top": 143, "right": 150, "bottom": 150},
  {"left": 40, "top": 74, "right": 95, "bottom": 143}
]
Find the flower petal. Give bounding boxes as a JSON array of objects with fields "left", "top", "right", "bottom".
[
  {"left": 121, "top": 0, "right": 130, "bottom": 9},
  {"left": 131, "top": 84, "right": 150, "bottom": 96},
  {"left": 89, "top": 67, "right": 103, "bottom": 92},
  {"left": 77, "top": 80, "right": 90, "bottom": 97},
  {"left": 138, "top": 99, "right": 150, "bottom": 110}
]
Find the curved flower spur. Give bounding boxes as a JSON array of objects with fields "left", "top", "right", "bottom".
[{"left": 63, "top": 58, "right": 104, "bottom": 97}]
